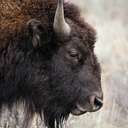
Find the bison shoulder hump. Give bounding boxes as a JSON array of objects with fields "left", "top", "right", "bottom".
[{"left": 0, "top": 0, "right": 81, "bottom": 48}]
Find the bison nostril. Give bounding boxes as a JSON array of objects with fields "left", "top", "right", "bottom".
[{"left": 94, "top": 97, "right": 103, "bottom": 110}]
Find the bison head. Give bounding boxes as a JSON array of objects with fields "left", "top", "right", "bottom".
[{"left": 3, "top": 0, "right": 103, "bottom": 128}]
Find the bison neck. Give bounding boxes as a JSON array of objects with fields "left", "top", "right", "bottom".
[{"left": 0, "top": 43, "right": 51, "bottom": 112}]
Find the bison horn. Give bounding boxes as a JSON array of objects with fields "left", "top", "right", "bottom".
[{"left": 53, "top": 0, "right": 71, "bottom": 36}]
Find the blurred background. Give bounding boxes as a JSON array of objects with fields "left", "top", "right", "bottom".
[
  {"left": 67, "top": 0, "right": 128, "bottom": 128},
  {"left": 0, "top": 0, "right": 128, "bottom": 128}
]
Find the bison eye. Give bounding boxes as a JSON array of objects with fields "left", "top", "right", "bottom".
[
  {"left": 69, "top": 49, "right": 78, "bottom": 57},
  {"left": 68, "top": 49, "right": 82, "bottom": 63}
]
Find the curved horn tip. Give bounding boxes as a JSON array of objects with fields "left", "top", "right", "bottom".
[{"left": 53, "top": 0, "right": 71, "bottom": 36}]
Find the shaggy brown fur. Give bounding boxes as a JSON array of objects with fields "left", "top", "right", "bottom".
[
  {"left": 0, "top": 0, "right": 94, "bottom": 47},
  {"left": 0, "top": 0, "right": 87, "bottom": 48}
]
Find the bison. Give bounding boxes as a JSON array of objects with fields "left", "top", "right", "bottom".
[{"left": 0, "top": 0, "right": 103, "bottom": 128}]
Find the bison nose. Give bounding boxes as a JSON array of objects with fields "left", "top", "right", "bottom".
[{"left": 90, "top": 95, "right": 103, "bottom": 112}]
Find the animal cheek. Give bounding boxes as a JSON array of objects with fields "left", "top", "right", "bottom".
[{"left": 64, "top": 55, "right": 79, "bottom": 67}]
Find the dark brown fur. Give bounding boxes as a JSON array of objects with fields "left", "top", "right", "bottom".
[{"left": 0, "top": 1, "right": 102, "bottom": 128}]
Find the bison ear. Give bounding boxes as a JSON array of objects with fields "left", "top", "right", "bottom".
[{"left": 27, "top": 19, "right": 48, "bottom": 48}]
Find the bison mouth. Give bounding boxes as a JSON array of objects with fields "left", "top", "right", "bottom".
[{"left": 71, "top": 96, "right": 103, "bottom": 116}]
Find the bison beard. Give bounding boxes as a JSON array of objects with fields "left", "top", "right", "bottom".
[
  {"left": 0, "top": 0, "right": 103, "bottom": 128},
  {"left": 43, "top": 103, "right": 70, "bottom": 128}
]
